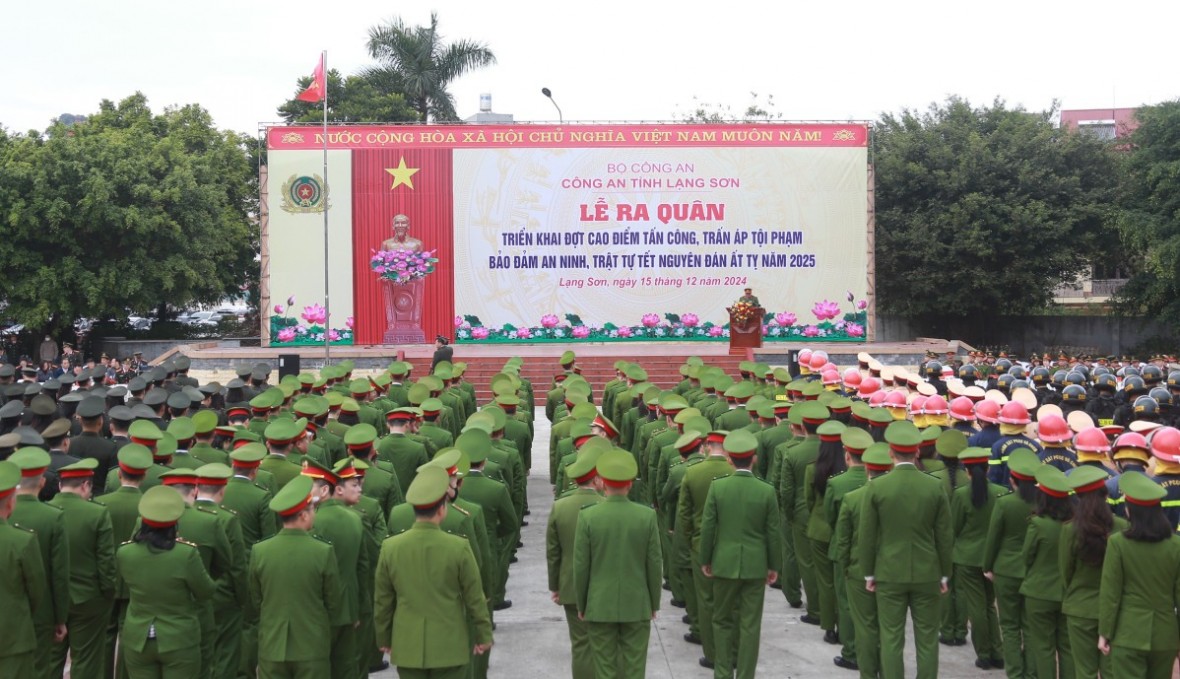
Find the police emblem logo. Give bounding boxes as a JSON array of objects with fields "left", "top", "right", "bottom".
[{"left": 280, "top": 174, "right": 330, "bottom": 214}]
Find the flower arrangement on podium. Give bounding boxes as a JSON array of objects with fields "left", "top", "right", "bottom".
[
  {"left": 370, "top": 249, "right": 439, "bottom": 284},
  {"left": 728, "top": 301, "right": 761, "bottom": 326}
]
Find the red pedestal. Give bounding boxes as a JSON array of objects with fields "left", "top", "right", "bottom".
[
  {"left": 382, "top": 278, "right": 426, "bottom": 344},
  {"left": 728, "top": 306, "right": 764, "bottom": 354}
]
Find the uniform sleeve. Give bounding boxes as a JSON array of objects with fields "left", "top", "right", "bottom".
[
  {"left": 982, "top": 502, "right": 1003, "bottom": 572},
  {"left": 373, "top": 543, "right": 396, "bottom": 647},
  {"left": 321, "top": 547, "right": 344, "bottom": 630},
  {"left": 249, "top": 551, "right": 263, "bottom": 614},
  {"left": 675, "top": 474, "right": 693, "bottom": 546},
  {"left": 355, "top": 525, "right": 372, "bottom": 623},
  {"left": 20, "top": 536, "right": 47, "bottom": 618},
  {"left": 50, "top": 512, "right": 71, "bottom": 625},
  {"left": 858, "top": 484, "right": 879, "bottom": 578},
  {"left": 698, "top": 483, "right": 719, "bottom": 567},
  {"left": 781, "top": 456, "right": 797, "bottom": 522},
  {"left": 1058, "top": 524, "right": 1077, "bottom": 590},
  {"left": 497, "top": 488, "right": 519, "bottom": 541},
  {"left": 1098, "top": 536, "right": 1123, "bottom": 640},
  {"left": 96, "top": 509, "right": 118, "bottom": 598},
  {"left": 573, "top": 512, "right": 591, "bottom": 615},
  {"left": 766, "top": 488, "right": 783, "bottom": 574},
  {"left": 259, "top": 493, "right": 278, "bottom": 541},
  {"left": 646, "top": 511, "right": 663, "bottom": 613},
  {"left": 226, "top": 518, "right": 250, "bottom": 608},
  {"left": 934, "top": 488, "right": 953, "bottom": 578},
  {"left": 951, "top": 491, "right": 967, "bottom": 539},
  {"left": 459, "top": 543, "right": 493, "bottom": 644},
  {"left": 833, "top": 501, "right": 853, "bottom": 571},
  {"left": 545, "top": 504, "right": 563, "bottom": 593},
  {"left": 1021, "top": 520, "right": 1039, "bottom": 572},
  {"left": 187, "top": 546, "right": 218, "bottom": 600}
]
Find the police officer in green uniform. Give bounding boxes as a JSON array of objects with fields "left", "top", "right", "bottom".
[
  {"left": 833, "top": 442, "right": 893, "bottom": 678},
  {"left": 573, "top": 449, "right": 662, "bottom": 679},
  {"left": 116, "top": 485, "right": 217, "bottom": 678},
  {"left": 251, "top": 475, "right": 344, "bottom": 678},
  {"left": 51, "top": 457, "right": 117, "bottom": 679},
  {"left": 859, "top": 421, "right": 952, "bottom": 679},
  {"left": 1098, "top": 471, "right": 1180, "bottom": 678},
  {"left": 950, "top": 447, "right": 1005, "bottom": 670},
  {"left": 1060, "top": 464, "right": 1123, "bottom": 678},
  {"left": 1021, "top": 465, "right": 1074, "bottom": 679},
  {"left": 0, "top": 459, "right": 50, "bottom": 677},
  {"left": 546, "top": 447, "right": 605, "bottom": 679},
  {"left": 698, "top": 430, "right": 781, "bottom": 679},
  {"left": 982, "top": 446, "right": 1040, "bottom": 678},
  {"left": 375, "top": 465, "right": 493, "bottom": 679},
  {"left": 824, "top": 427, "right": 873, "bottom": 670},
  {"left": 456, "top": 428, "right": 518, "bottom": 611},
  {"left": 8, "top": 447, "right": 70, "bottom": 678}
]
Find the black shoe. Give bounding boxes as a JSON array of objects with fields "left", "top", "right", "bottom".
[
  {"left": 670, "top": 599, "right": 686, "bottom": 608},
  {"left": 662, "top": 582, "right": 672, "bottom": 591},
  {"left": 683, "top": 632, "right": 702, "bottom": 645},
  {"left": 368, "top": 660, "right": 390, "bottom": 673},
  {"left": 516, "top": 541, "right": 524, "bottom": 548},
  {"left": 493, "top": 600, "right": 513, "bottom": 611},
  {"left": 510, "top": 556, "right": 518, "bottom": 564},
  {"left": 520, "top": 520, "right": 528, "bottom": 527},
  {"left": 698, "top": 657, "right": 714, "bottom": 669},
  {"left": 524, "top": 509, "right": 531, "bottom": 516},
  {"left": 938, "top": 635, "right": 957, "bottom": 646},
  {"left": 823, "top": 630, "right": 840, "bottom": 645},
  {"left": 800, "top": 614, "right": 821, "bottom": 626},
  {"left": 833, "top": 656, "right": 859, "bottom": 671},
  {"left": 681, "top": 614, "right": 692, "bottom": 624},
  {"left": 974, "top": 658, "right": 993, "bottom": 670},
  {"left": 788, "top": 600, "right": 804, "bottom": 609},
  {"left": 770, "top": 580, "right": 783, "bottom": 590},
  {"left": 954, "top": 638, "right": 967, "bottom": 646},
  {"left": 990, "top": 659, "right": 1005, "bottom": 670}
]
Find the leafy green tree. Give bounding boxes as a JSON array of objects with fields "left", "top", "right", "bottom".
[
  {"left": 364, "top": 12, "right": 496, "bottom": 123},
  {"left": 874, "top": 97, "right": 1122, "bottom": 317},
  {"left": 277, "top": 69, "right": 417, "bottom": 124},
  {"left": 0, "top": 93, "right": 256, "bottom": 333},
  {"left": 1114, "top": 101, "right": 1180, "bottom": 326},
  {"left": 675, "top": 92, "right": 782, "bottom": 123}
]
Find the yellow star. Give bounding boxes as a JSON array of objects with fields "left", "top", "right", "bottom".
[{"left": 385, "top": 157, "right": 420, "bottom": 190}]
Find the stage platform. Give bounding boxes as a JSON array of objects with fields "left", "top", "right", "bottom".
[{"left": 178, "top": 337, "right": 971, "bottom": 400}]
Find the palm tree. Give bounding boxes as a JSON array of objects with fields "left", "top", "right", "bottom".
[{"left": 365, "top": 12, "right": 496, "bottom": 123}]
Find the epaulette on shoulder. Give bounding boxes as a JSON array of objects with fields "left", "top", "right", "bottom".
[
  {"left": 121, "top": 540, "right": 133, "bottom": 546},
  {"left": 92, "top": 499, "right": 108, "bottom": 507},
  {"left": 221, "top": 506, "right": 239, "bottom": 516},
  {"left": 255, "top": 483, "right": 269, "bottom": 491},
  {"left": 313, "top": 534, "right": 333, "bottom": 546},
  {"left": 685, "top": 458, "right": 703, "bottom": 467},
  {"left": 12, "top": 522, "right": 35, "bottom": 534},
  {"left": 451, "top": 504, "right": 471, "bottom": 517},
  {"left": 176, "top": 538, "right": 199, "bottom": 549},
  {"left": 195, "top": 504, "right": 218, "bottom": 515}
]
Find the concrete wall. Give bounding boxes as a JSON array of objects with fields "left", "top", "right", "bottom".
[{"left": 876, "top": 315, "right": 1170, "bottom": 356}]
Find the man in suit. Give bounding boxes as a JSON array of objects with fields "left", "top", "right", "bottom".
[
  {"left": 375, "top": 465, "right": 492, "bottom": 679},
  {"left": 859, "top": 422, "right": 953, "bottom": 679},
  {"left": 546, "top": 447, "right": 605, "bottom": 679},
  {"left": 573, "top": 449, "right": 662, "bottom": 679},
  {"left": 698, "top": 430, "right": 782, "bottom": 679}
]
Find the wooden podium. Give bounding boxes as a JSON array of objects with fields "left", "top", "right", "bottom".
[{"left": 727, "top": 305, "right": 764, "bottom": 353}]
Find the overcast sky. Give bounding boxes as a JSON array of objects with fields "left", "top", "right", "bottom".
[{"left": 5, "top": 0, "right": 1176, "bottom": 135}]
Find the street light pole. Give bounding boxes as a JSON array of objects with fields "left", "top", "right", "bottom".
[{"left": 541, "top": 87, "right": 563, "bottom": 124}]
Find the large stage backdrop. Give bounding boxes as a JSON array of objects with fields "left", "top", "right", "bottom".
[{"left": 262, "top": 123, "right": 871, "bottom": 347}]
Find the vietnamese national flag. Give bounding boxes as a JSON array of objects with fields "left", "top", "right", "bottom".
[{"left": 296, "top": 55, "right": 326, "bottom": 103}]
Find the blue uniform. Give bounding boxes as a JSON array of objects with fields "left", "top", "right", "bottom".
[
  {"left": 987, "top": 434, "right": 1043, "bottom": 486},
  {"left": 968, "top": 425, "right": 1001, "bottom": 450},
  {"left": 1037, "top": 446, "right": 1078, "bottom": 473},
  {"left": 1151, "top": 472, "right": 1180, "bottom": 532}
]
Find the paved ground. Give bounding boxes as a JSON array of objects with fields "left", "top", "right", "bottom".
[{"left": 374, "top": 411, "right": 987, "bottom": 678}]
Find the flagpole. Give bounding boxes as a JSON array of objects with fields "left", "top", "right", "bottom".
[{"left": 321, "top": 50, "right": 331, "bottom": 365}]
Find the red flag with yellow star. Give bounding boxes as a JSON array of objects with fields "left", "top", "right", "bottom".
[
  {"left": 351, "top": 149, "right": 455, "bottom": 345},
  {"left": 296, "top": 55, "right": 326, "bottom": 103}
]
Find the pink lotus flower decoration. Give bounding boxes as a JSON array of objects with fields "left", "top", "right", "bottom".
[
  {"left": 708, "top": 326, "right": 725, "bottom": 337},
  {"left": 857, "top": 300, "right": 868, "bottom": 310},
  {"left": 287, "top": 295, "right": 296, "bottom": 306},
  {"left": 277, "top": 327, "right": 296, "bottom": 342},
  {"left": 454, "top": 316, "right": 463, "bottom": 328},
  {"left": 681, "top": 313, "right": 700, "bottom": 327},
  {"left": 345, "top": 317, "right": 355, "bottom": 330},
  {"left": 540, "top": 314, "right": 560, "bottom": 328},
  {"left": 846, "top": 322, "right": 865, "bottom": 338},
  {"left": 471, "top": 326, "right": 489, "bottom": 340},
  {"left": 327, "top": 329, "right": 340, "bottom": 342},
  {"left": 641, "top": 313, "right": 660, "bottom": 328},
  {"left": 617, "top": 326, "right": 633, "bottom": 337},
  {"left": 811, "top": 300, "right": 840, "bottom": 321},
  {"left": 301, "top": 303, "right": 327, "bottom": 325},
  {"left": 515, "top": 328, "right": 532, "bottom": 339},
  {"left": 273, "top": 304, "right": 284, "bottom": 314},
  {"left": 775, "top": 312, "right": 797, "bottom": 327},
  {"left": 803, "top": 325, "right": 820, "bottom": 337},
  {"left": 572, "top": 326, "right": 590, "bottom": 339}
]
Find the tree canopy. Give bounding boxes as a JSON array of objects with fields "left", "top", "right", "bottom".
[
  {"left": 277, "top": 69, "right": 418, "bottom": 124},
  {"left": 364, "top": 11, "right": 496, "bottom": 123},
  {"left": 874, "top": 97, "right": 1121, "bottom": 317},
  {"left": 0, "top": 93, "right": 256, "bottom": 332},
  {"left": 1114, "top": 100, "right": 1180, "bottom": 327}
]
